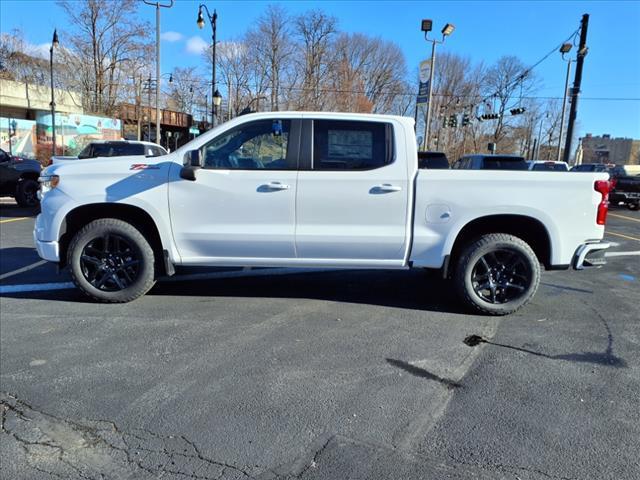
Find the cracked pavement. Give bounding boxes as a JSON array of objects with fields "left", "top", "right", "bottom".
[
  {"left": 1, "top": 392, "right": 257, "bottom": 480},
  {"left": 1, "top": 205, "right": 639, "bottom": 479}
]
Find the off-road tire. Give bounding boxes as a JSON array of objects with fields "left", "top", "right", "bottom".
[
  {"left": 68, "top": 218, "right": 156, "bottom": 303},
  {"left": 15, "top": 179, "right": 39, "bottom": 207},
  {"left": 454, "top": 233, "right": 540, "bottom": 316}
]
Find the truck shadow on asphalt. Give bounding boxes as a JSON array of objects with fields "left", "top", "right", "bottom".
[
  {"left": 0, "top": 269, "right": 467, "bottom": 315},
  {"left": 150, "top": 269, "right": 465, "bottom": 314},
  {"left": 0, "top": 247, "right": 50, "bottom": 277}
]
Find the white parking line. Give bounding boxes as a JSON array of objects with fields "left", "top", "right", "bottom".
[
  {"left": 0, "top": 260, "right": 48, "bottom": 281},
  {"left": 0, "top": 268, "right": 339, "bottom": 294},
  {"left": 0, "top": 282, "right": 75, "bottom": 294},
  {"left": 605, "top": 251, "right": 640, "bottom": 257}
]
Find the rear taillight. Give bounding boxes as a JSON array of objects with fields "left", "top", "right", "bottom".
[{"left": 594, "top": 180, "right": 609, "bottom": 225}]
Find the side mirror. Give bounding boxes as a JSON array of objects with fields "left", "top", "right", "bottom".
[
  {"left": 180, "top": 149, "right": 203, "bottom": 181},
  {"left": 188, "top": 149, "right": 203, "bottom": 167}
]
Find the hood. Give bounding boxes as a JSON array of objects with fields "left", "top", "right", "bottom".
[{"left": 44, "top": 154, "right": 178, "bottom": 177}]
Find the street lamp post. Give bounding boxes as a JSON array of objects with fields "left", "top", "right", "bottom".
[
  {"left": 197, "top": 4, "right": 222, "bottom": 127},
  {"left": 557, "top": 43, "right": 575, "bottom": 162},
  {"left": 49, "top": 29, "right": 59, "bottom": 156},
  {"left": 420, "top": 20, "right": 454, "bottom": 151}
]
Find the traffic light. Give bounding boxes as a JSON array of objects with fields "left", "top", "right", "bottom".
[
  {"left": 510, "top": 107, "right": 526, "bottom": 115},
  {"left": 480, "top": 113, "right": 500, "bottom": 120},
  {"left": 442, "top": 116, "right": 448, "bottom": 128},
  {"left": 462, "top": 113, "right": 470, "bottom": 126},
  {"left": 448, "top": 114, "right": 458, "bottom": 128}
]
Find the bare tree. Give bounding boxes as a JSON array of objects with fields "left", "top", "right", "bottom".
[
  {"left": 57, "top": 0, "right": 152, "bottom": 115},
  {"left": 330, "top": 33, "right": 407, "bottom": 114},
  {"left": 165, "top": 67, "right": 205, "bottom": 116},
  {"left": 294, "top": 10, "right": 338, "bottom": 110},
  {"left": 482, "top": 55, "right": 539, "bottom": 147},
  {"left": 245, "top": 5, "right": 295, "bottom": 111},
  {"left": 210, "top": 40, "right": 252, "bottom": 117},
  {"left": 0, "top": 30, "right": 49, "bottom": 85}
]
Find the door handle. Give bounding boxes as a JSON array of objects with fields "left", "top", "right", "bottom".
[
  {"left": 373, "top": 184, "right": 402, "bottom": 192},
  {"left": 264, "top": 181, "right": 290, "bottom": 190}
]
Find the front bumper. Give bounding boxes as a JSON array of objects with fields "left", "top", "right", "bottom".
[
  {"left": 33, "top": 228, "right": 60, "bottom": 262},
  {"left": 573, "top": 241, "right": 610, "bottom": 270}
]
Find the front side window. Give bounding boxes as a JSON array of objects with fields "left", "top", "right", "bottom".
[
  {"left": 312, "top": 120, "right": 393, "bottom": 170},
  {"left": 201, "top": 119, "right": 291, "bottom": 170}
]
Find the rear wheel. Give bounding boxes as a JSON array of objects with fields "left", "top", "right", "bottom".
[
  {"left": 454, "top": 233, "right": 540, "bottom": 315},
  {"left": 68, "top": 218, "right": 156, "bottom": 303},
  {"left": 16, "top": 179, "right": 39, "bottom": 207}
]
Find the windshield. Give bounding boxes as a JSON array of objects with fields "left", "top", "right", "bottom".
[
  {"left": 79, "top": 143, "right": 145, "bottom": 159},
  {"left": 482, "top": 157, "right": 528, "bottom": 170},
  {"left": 532, "top": 163, "right": 568, "bottom": 171}
]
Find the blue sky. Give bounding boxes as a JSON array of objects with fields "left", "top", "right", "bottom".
[{"left": 2, "top": 0, "right": 639, "bottom": 138}]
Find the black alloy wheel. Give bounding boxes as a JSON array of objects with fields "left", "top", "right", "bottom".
[
  {"left": 16, "top": 179, "right": 39, "bottom": 207},
  {"left": 80, "top": 234, "right": 141, "bottom": 291},
  {"left": 454, "top": 233, "right": 541, "bottom": 315},
  {"left": 470, "top": 249, "right": 531, "bottom": 304}
]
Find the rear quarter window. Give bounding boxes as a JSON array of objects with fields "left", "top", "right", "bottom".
[{"left": 312, "top": 120, "right": 393, "bottom": 170}]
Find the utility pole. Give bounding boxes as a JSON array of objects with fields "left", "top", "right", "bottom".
[
  {"left": 143, "top": 1, "right": 174, "bottom": 144},
  {"left": 563, "top": 14, "right": 589, "bottom": 164},
  {"left": 146, "top": 76, "right": 152, "bottom": 140},
  {"left": 557, "top": 56, "right": 573, "bottom": 161}
]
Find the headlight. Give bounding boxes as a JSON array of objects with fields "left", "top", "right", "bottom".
[{"left": 39, "top": 175, "right": 60, "bottom": 195}]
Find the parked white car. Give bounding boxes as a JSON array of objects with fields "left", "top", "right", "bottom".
[
  {"left": 35, "top": 112, "right": 610, "bottom": 314},
  {"left": 527, "top": 160, "right": 570, "bottom": 172},
  {"left": 49, "top": 140, "right": 167, "bottom": 165}
]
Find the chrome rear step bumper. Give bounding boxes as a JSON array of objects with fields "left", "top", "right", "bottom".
[{"left": 573, "top": 241, "right": 610, "bottom": 270}]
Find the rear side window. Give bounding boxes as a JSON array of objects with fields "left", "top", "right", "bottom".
[{"left": 313, "top": 120, "right": 393, "bottom": 170}]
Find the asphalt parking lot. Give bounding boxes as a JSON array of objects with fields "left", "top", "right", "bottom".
[{"left": 1, "top": 200, "right": 639, "bottom": 480}]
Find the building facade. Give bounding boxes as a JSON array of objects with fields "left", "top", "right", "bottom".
[
  {"left": 1, "top": 78, "right": 196, "bottom": 162},
  {"left": 580, "top": 134, "right": 640, "bottom": 165}
]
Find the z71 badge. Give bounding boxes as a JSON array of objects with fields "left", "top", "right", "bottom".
[{"left": 130, "top": 164, "right": 161, "bottom": 170}]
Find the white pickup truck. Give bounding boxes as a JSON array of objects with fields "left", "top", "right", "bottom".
[{"left": 35, "top": 112, "right": 611, "bottom": 314}]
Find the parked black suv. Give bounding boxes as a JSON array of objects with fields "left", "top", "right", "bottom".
[
  {"left": 453, "top": 154, "right": 528, "bottom": 170},
  {"left": 0, "top": 148, "right": 42, "bottom": 207}
]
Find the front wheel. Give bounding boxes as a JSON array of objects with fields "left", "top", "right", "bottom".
[
  {"left": 16, "top": 179, "right": 39, "bottom": 207},
  {"left": 68, "top": 218, "right": 156, "bottom": 303},
  {"left": 454, "top": 233, "right": 540, "bottom": 316}
]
